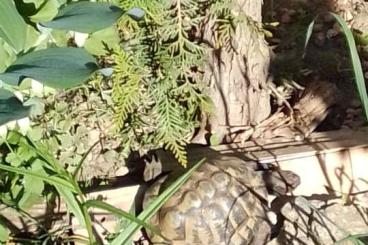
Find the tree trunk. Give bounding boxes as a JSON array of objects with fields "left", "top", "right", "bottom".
[{"left": 195, "top": 0, "right": 271, "bottom": 144}]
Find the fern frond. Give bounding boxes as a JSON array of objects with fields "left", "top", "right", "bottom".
[
  {"left": 154, "top": 92, "right": 191, "bottom": 166},
  {"left": 111, "top": 47, "right": 148, "bottom": 129},
  {"left": 111, "top": 0, "right": 237, "bottom": 165}
]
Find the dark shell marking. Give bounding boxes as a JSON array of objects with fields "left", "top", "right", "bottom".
[{"left": 143, "top": 155, "right": 270, "bottom": 245}]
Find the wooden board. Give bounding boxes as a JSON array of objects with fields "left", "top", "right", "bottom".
[{"left": 3, "top": 127, "right": 368, "bottom": 243}]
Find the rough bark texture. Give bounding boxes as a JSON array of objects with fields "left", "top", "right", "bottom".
[
  {"left": 252, "top": 81, "right": 340, "bottom": 142},
  {"left": 199, "top": 0, "right": 272, "bottom": 144}
]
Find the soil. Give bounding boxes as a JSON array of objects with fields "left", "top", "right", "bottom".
[{"left": 263, "top": 0, "right": 367, "bottom": 133}]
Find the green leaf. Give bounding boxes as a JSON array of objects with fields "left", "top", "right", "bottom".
[
  {"left": 41, "top": 2, "right": 124, "bottom": 33},
  {"left": 0, "top": 89, "right": 30, "bottom": 126},
  {"left": 30, "top": 0, "right": 59, "bottom": 22},
  {"left": 23, "top": 0, "right": 45, "bottom": 9},
  {"left": 0, "top": 223, "right": 9, "bottom": 243},
  {"left": 0, "top": 0, "right": 28, "bottom": 52},
  {"left": 0, "top": 40, "right": 16, "bottom": 72},
  {"left": 0, "top": 163, "right": 77, "bottom": 192},
  {"left": 331, "top": 13, "right": 368, "bottom": 121},
  {"left": 0, "top": 47, "right": 99, "bottom": 88},
  {"left": 84, "top": 200, "right": 162, "bottom": 236},
  {"left": 110, "top": 158, "right": 205, "bottom": 245},
  {"left": 5, "top": 152, "right": 23, "bottom": 167},
  {"left": 55, "top": 186, "right": 86, "bottom": 230},
  {"left": 84, "top": 26, "right": 120, "bottom": 55}
]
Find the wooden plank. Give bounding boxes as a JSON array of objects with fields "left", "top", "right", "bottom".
[{"left": 3, "top": 127, "right": 368, "bottom": 243}]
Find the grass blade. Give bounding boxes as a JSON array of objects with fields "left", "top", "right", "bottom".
[
  {"left": 110, "top": 158, "right": 205, "bottom": 245},
  {"left": 330, "top": 13, "right": 368, "bottom": 120},
  {"left": 304, "top": 13, "right": 368, "bottom": 120},
  {"left": 84, "top": 200, "right": 162, "bottom": 238},
  {"left": 0, "top": 164, "right": 76, "bottom": 192}
]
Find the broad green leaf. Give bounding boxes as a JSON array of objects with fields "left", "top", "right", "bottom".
[
  {"left": 0, "top": 89, "right": 30, "bottom": 126},
  {"left": 18, "top": 192, "right": 43, "bottom": 210},
  {"left": 42, "top": 2, "right": 124, "bottom": 33},
  {"left": 25, "top": 159, "right": 46, "bottom": 194},
  {"left": 19, "top": 159, "right": 45, "bottom": 209},
  {"left": 84, "top": 200, "right": 161, "bottom": 236},
  {"left": 30, "top": 0, "right": 59, "bottom": 22},
  {"left": 84, "top": 26, "right": 120, "bottom": 55},
  {"left": 50, "top": 29, "right": 72, "bottom": 47},
  {"left": 0, "top": 47, "right": 99, "bottom": 88},
  {"left": 110, "top": 158, "right": 205, "bottom": 245},
  {"left": 0, "top": 223, "right": 9, "bottom": 243},
  {"left": 24, "top": 25, "right": 41, "bottom": 52},
  {"left": 5, "top": 152, "right": 23, "bottom": 167},
  {"left": 0, "top": 0, "right": 27, "bottom": 52},
  {"left": 0, "top": 40, "right": 16, "bottom": 72}
]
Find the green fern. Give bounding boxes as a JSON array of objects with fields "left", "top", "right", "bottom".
[{"left": 112, "top": 0, "right": 235, "bottom": 165}]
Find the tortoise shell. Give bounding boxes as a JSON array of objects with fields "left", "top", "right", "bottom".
[{"left": 143, "top": 155, "right": 270, "bottom": 245}]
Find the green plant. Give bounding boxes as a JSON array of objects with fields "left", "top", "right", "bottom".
[
  {"left": 111, "top": 0, "right": 238, "bottom": 166},
  {"left": 336, "top": 233, "right": 368, "bottom": 245},
  {"left": 0, "top": 0, "right": 143, "bottom": 128},
  {"left": 0, "top": 133, "right": 167, "bottom": 244},
  {"left": 304, "top": 12, "right": 368, "bottom": 121},
  {"left": 0, "top": 0, "right": 146, "bottom": 243}
]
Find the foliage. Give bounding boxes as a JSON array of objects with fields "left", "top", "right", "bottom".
[
  {"left": 111, "top": 0, "right": 235, "bottom": 166},
  {"left": 0, "top": 133, "right": 166, "bottom": 244},
  {"left": 0, "top": 0, "right": 144, "bottom": 243},
  {"left": 0, "top": 0, "right": 142, "bottom": 127},
  {"left": 304, "top": 13, "right": 368, "bottom": 121}
]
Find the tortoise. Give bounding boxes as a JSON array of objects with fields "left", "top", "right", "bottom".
[{"left": 123, "top": 146, "right": 300, "bottom": 245}]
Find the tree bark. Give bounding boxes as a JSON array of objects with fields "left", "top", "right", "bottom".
[{"left": 195, "top": 0, "right": 272, "bottom": 144}]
